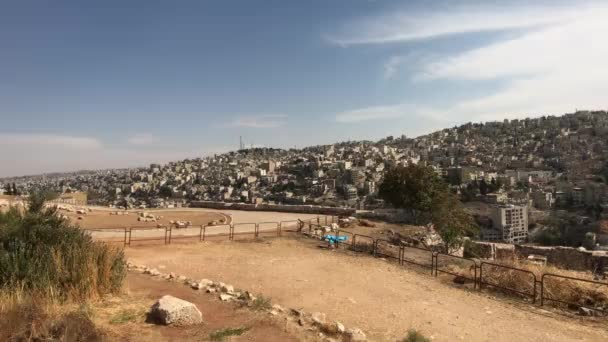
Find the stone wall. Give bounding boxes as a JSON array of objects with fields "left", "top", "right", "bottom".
[
  {"left": 464, "top": 240, "right": 608, "bottom": 271},
  {"left": 190, "top": 201, "right": 356, "bottom": 216}
]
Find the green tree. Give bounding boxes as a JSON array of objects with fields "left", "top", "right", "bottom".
[
  {"left": 479, "top": 179, "right": 488, "bottom": 195},
  {"left": 379, "top": 164, "right": 478, "bottom": 253},
  {"left": 11, "top": 183, "right": 18, "bottom": 196},
  {"left": 4, "top": 183, "right": 12, "bottom": 195},
  {"left": 378, "top": 164, "right": 448, "bottom": 224}
]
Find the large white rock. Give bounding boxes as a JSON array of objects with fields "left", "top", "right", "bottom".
[{"left": 149, "top": 295, "right": 203, "bottom": 326}]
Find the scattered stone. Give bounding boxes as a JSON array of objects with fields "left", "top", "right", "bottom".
[
  {"left": 219, "top": 293, "right": 234, "bottom": 302},
  {"left": 168, "top": 272, "right": 176, "bottom": 279},
  {"left": 272, "top": 304, "right": 285, "bottom": 312},
  {"left": 578, "top": 307, "right": 599, "bottom": 317},
  {"left": 220, "top": 284, "right": 234, "bottom": 293},
  {"left": 149, "top": 295, "right": 203, "bottom": 326},
  {"left": 312, "top": 312, "right": 327, "bottom": 325},
  {"left": 199, "top": 279, "right": 214, "bottom": 287},
  {"left": 177, "top": 275, "right": 187, "bottom": 282},
  {"left": 335, "top": 322, "right": 345, "bottom": 334},
  {"left": 206, "top": 287, "right": 217, "bottom": 293},
  {"left": 290, "top": 308, "right": 304, "bottom": 317},
  {"left": 270, "top": 310, "right": 279, "bottom": 316},
  {"left": 346, "top": 328, "right": 366, "bottom": 341},
  {"left": 239, "top": 291, "right": 256, "bottom": 301},
  {"left": 145, "top": 268, "right": 160, "bottom": 276}
]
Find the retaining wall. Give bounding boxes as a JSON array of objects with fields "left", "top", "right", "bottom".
[
  {"left": 465, "top": 240, "right": 608, "bottom": 271},
  {"left": 190, "top": 201, "right": 355, "bottom": 216}
]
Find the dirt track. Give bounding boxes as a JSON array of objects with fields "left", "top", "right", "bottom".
[{"left": 126, "top": 237, "right": 608, "bottom": 342}]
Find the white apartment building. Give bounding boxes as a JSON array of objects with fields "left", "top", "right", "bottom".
[{"left": 491, "top": 204, "right": 529, "bottom": 244}]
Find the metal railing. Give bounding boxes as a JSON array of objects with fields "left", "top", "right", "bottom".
[
  {"left": 479, "top": 261, "right": 538, "bottom": 303},
  {"left": 86, "top": 216, "right": 608, "bottom": 314}
]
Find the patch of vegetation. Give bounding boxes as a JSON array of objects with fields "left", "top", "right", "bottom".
[
  {"left": 250, "top": 295, "right": 272, "bottom": 311},
  {"left": 209, "top": 326, "right": 250, "bottom": 341},
  {"left": 401, "top": 329, "right": 430, "bottom": 342},
  {"left": 0, "top": 192, "right": 127, "bottom": 301},
  {"left": 0, "top": 299, "right": 103, "bottom": 341},
  {"left": 379, "top": 164, "right": 478, "bottom": 253},
  {"left": 109, "top": 309, "right": 139, "bottom": 324}
]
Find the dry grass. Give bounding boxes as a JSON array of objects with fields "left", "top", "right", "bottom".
[
  {"left": 0, "top": 296, "right": 103, "bottom": 341},
  {"left": 479, "top": 260, "right": 608, "bottom": 309}
]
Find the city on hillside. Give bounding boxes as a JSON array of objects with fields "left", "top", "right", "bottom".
[{"left": 3, "top": 110, "right": 608, "bottom": 250}]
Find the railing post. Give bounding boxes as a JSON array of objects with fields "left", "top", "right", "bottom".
[
  {"left": 277, "top": 222, "right": 281, "bottom": 237},
  {"left": 335, "top": 230, "right": 340, "bottom": 248},
  {"left": 373, "top": 240, "right": 377, "bottom": 257},
  {"left": 479, "top": 263, "right": 484, "bottom": 291},
  {"left": 199, "top": 225, "right": 204, "bottom": 242},
  {"left": 353, "top": 234, "right": 357, "bottom": 251},
  {"left": 540, "top": 275, "right": 545, "bottom": 306},
  {"left": 230, "top": 224, "right": 234, "bottom": 240}
]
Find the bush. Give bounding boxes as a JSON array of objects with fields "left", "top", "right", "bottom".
[
  {"left": 401, "top": 329, "right": 430, "bottom": 342},
  {"left": 0, "top": 193, "right": 126, "bottom": 301}
]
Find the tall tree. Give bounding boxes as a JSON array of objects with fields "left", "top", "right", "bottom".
[
  {"left": 479, "top": 178, "right": 489, "bottom": 195},
  {"left": 379, "top": 164, "right": 478, "bottom": 253},
  {"left": 378, "top": 164, "right": 448, "bottom": 224}
]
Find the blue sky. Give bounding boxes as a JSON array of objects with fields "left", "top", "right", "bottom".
[{"left": 1, "top": 0, "right": 607, "bottom": 176}]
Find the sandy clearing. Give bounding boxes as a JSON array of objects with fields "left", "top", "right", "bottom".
[
  {"left": 82, "top": 209, "right": 326, "bottom": 242},
  {"left": 126, "top": 237, "right": 608, "bottom": 342}
]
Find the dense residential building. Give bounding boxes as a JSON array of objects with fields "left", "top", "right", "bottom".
[{"left": 487, "top": 205, "right": 529, "bottom": 244}]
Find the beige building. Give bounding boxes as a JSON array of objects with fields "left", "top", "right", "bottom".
[{"left": 491, "top": 204, "right": 529, "bottom": 244}]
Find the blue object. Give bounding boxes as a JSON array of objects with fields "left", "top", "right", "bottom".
[{"left": 323, "top": 235, "right": 348, "bottom": 244}]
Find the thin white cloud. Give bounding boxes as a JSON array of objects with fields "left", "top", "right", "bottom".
[
  {"left": 383, "top": 56, "right": 403, "bottom": 80},
  {"left": 0, "top": 134, "right": 102, "bottom": 150},
  {"left": 231, "top": 114, "right": 288, "bottom": 128},
  {"left": 336, "top": 104, "right": 447, "bottom": 123},
  {"left": 326, "top": 4, "right": 590, "bottom": 46},
  {"left": 334, "top": 2, "right": 608, "bottom": 124},
  {"left": 127, "top": 133, "right": 157, "bottom": 145},
  {"left": 415, "top": 5, "right": 608, "bottom": 121},
  {"left": 0, "top": 133, "right": 229, "bottom": 177}
]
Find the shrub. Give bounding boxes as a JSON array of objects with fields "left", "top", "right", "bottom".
[
  {"left": 401, "top": 329, "right": 430, "bottom": 342},
  {"left": 210, "top": 327, "right": 250, "bottom": 341},
  {"left": 250, "top": 295, "right": 272, "bottom": 311},
  {"left": 0, "top": 193, "right": 126, "bottom": 301}
]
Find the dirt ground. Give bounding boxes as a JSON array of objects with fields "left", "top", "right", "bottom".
[
  {"left": 126, "top": 237, "right": 608, "bottom": 342},
  {"left": 92, "top": 272, "right": 313, "bottom": 341},
  {"left": 63, "top": 207, "right": 322, "bottom": 230},
  {"left": 62, "top": 210, "right": 228, "bottom": 229}
]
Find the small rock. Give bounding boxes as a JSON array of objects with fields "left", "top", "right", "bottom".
[
  {"left": 290, "top": 308, "right": 304, "bottom": 317},
  {"left": 221, "top": 284, "right": 234, "bottom": 293},
  {"left": 346, "top": 328, "right": 366, "bottom": 341},
  {"left": 149, "top": 295, "right": 203, "bottom": 326},
  {"left": 270, "top": 310, "right": 279, "bottom": 316},
  {"left": 219, "top": 294, "right": 234, "bottom": 301},
  {"left": 199, "top": 279, "right": 214, "bottom": 287},
  {"left": 272, "top": 304, "right": 285, "bottom": 312},
  {"left": 578, "top": 307, "right": 598, "bottom": 317},
  {"left": 335, "top": 322, "right": 345, "bottom": 334},
  {"left": 312, "top": 312, "right": 326, "bottom": 325},
  {"left": 206, "top": 287, "right": 217, "bottom": 293},
  {"left": 177, "top": 275, "right": 187, "bottom": 282},
  {"left": 168, "top": 272, "right": 176, "bottom": 279},
  {"left": 239, "top": 291, "right": 256, "bottom": 301},
  {"left": 145, "top": 268, "right": 160, "bottom": 276}
]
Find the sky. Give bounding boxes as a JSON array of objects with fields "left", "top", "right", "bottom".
[{"left": 1, "top": 0, "right": 607, "bottom": 177}]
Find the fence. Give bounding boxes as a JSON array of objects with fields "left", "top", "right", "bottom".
[{"left": 86, "top": 216, "right": 608, "bottom": 314}]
